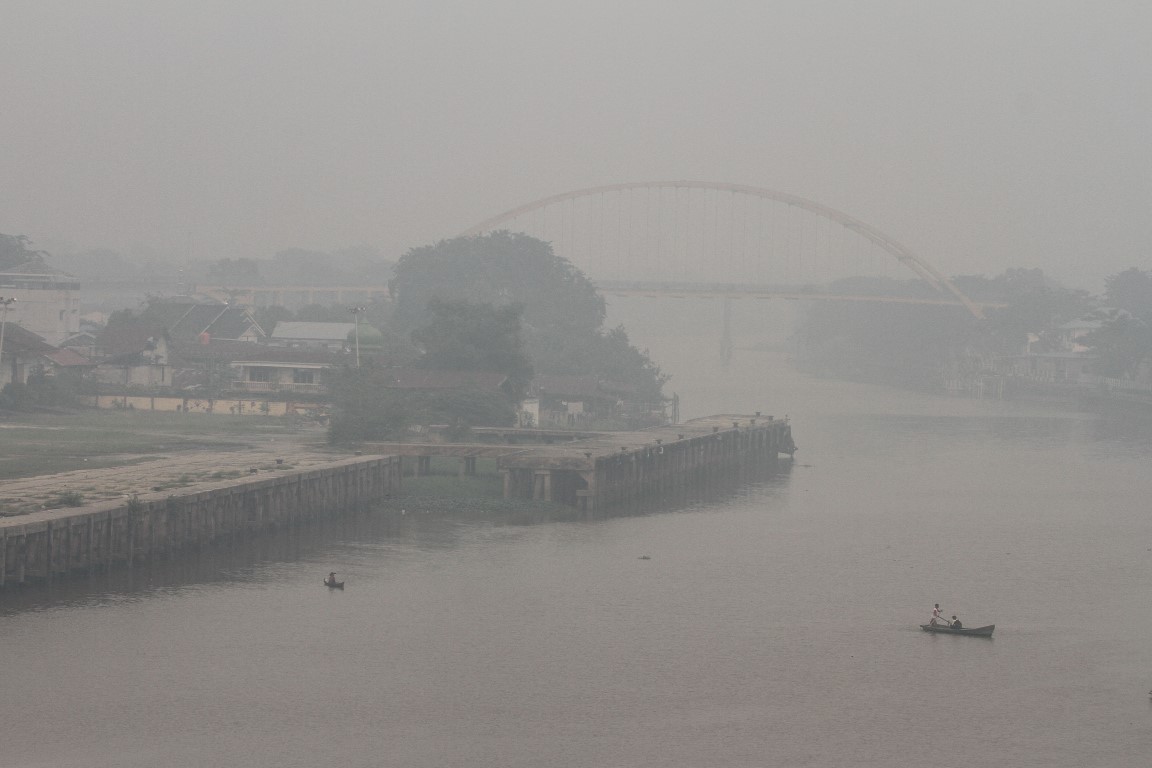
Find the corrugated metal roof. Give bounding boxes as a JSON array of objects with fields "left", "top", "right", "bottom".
[
  {"left": 43, "top": 348, "right": 95, "bottom": 367},
  {"left": 271, "top": 322, "right": 356, "bottom": 341}
]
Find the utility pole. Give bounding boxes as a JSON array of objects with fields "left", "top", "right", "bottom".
[
  {"left": 0, "top": 297, "right": 15, "bottom": 386},
  {"left": 349, "top": 306, "right": 366, "bottom": 368}
]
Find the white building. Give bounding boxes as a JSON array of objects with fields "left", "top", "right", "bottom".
[{"left": 0, "top": 265, "right": 82, "bottom": 346}]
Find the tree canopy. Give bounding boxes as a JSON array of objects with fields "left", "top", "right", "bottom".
[
  {"left": 1082, "top": 268, "right": 1152, "bottom": 378},
  {"left": 1103, "top": 267, "right": 1152, "bottom": 320},
  {"left": 411, "top": 298, "right": 533, "bottom": 402},
  {"left": 0, "top": 234, "right": 48, "bottom": 270},
  {"left": 1083, "top": 310, "right": 1151, "bottom": 379},
  {"left": 794, "top": 268, "right": 1092, "bottom": 387},
  {"left": 390, "top": 232, "right": 666, "bottom": 399},
  {"left": 390, "top": 231, "right": 605, "bottom": 334},
  {"left": 326, "top": 368, "right": 516, "bottom": 444}
]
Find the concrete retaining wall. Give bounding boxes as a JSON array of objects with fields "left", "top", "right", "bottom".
[
  {"left": 498, "top": 416, "right": 796, "bottom": 510},
  {"left": 0, "top": 455, "right": 400, "bottom": 588}
]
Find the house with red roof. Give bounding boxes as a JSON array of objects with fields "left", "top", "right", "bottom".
[{"left": 0, "top": 324, "right": 55, "bottom": 387}]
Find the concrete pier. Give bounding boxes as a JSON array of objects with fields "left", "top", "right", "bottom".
[
  {"left": 0, "top": 414, "right": 794, "bottom": 587},
  {"left": 497, "top": 414, "right": 795, "bottom": 511},
  {"left": 0, "top": 455, "right": 401, "bottom": 588}
]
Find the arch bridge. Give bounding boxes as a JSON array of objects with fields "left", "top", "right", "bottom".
[{"left": 460, "top": 181, "right": 985, "bottom": 319}]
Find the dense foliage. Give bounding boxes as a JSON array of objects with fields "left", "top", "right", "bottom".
[
  {"left": 1082, "top": 268, "right": 1152, "bottom": 378},
  {"left": 0, "top": 369, "right": 88, "bottom": 411},
  {"left": 390, "top": 232, "right": 667, "bottom": 399},
  {"left": 327, "top": 367, "right": 515, "bottom": 444},
  {"left": 795, "top": 296, "right": 979, "bottom": 388},
  {"left": 390, "top": 231, "right": 604, "bottom": 333},
  {"left": 0, "top": 234, "right": 48, "bottom": 270},
  {"left": 794, "top": 269, "right": 1090, "bottom": 388},
  {"left": 411, "top": 298, "right": 533, "bottom": 402},
  {"left": 1103, "top": 268, "right": 1152, "bottom": 319}
]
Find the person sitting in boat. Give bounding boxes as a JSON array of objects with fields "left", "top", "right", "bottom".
[
  {"left": 930, "top": 603, "right": 944, "bottom": 626},
  {"left": 326, "top": 572, "right": 337, "bottom": 586},
  {"left": 950, "top": 616, "right": 963, "bottom": 629}
]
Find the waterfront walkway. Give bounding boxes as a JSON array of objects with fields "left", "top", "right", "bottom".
[{"left": 0, "top": 433, "right": 351, "bottom": 520}]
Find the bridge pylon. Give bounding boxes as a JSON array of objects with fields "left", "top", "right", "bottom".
[{"left": 720, "top": 297, "right": 733, "bottom": 367}]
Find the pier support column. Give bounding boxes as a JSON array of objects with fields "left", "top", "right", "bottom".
[
  {"left": 532, "top": 470, "right": 554, "bottom": 502},
  {"left": 85, "top": 515, "right": 94, "bottom": 571},
  {"left": 18, "top": 534, "right": 27, "bottom": 584},
  {"left": 578, "top": 470, "right": 598, "bottom": 512},
  {"left": 45, "top": 523, "right": 53, "bottom": 584}
]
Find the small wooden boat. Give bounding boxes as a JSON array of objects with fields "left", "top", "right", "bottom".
[
  {"left": 920, "top": 623, "right": 993, "bottom": 637},
  {"left": 324, "top": 579, "right": 344, "bottom": 589}
]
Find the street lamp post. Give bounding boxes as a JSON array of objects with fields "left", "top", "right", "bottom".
[
  {"left": 349, "top": 306, "right": 366, "bottom": 368},
  {"left": 0, "top": 297, "right": 15, "bottom": 386}
]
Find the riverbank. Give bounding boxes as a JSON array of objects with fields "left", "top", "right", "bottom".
[
  {"left": 0, "top": 454, "right": 402, "bottom": 587},
  {"left": 0, "top": 411, "right": 351, "bottom": 517},
  {"left": 0, "top": 407, "right": 553, "bottom": 518},
  {"left": 0, "top": 410, "right": 325, "bottom": 481}
]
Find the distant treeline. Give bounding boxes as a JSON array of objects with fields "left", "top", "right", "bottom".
[{"left": 796, "top": 267, "right": 1152, "bottom": 388}]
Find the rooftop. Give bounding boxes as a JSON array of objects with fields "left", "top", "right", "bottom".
[{"left": 271, "top": 322, "right": 356, "bottom": 341}]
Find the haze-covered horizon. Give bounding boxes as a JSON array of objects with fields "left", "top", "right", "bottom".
[{"left": 3, "top": 1, "right": 1150, "bottom": 293}]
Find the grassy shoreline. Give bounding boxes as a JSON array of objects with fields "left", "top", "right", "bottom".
[
  {"left": 0, "top": 410, "right": 318, "bottom": 481},
  {"left": 1, "top": 412, "right": 573, "bottom": 519}
]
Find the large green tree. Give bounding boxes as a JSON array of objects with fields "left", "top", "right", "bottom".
[
  {"left": 390, "top": 232, "right": 666, "bottom": 399},
  {"left": 1083, "top": 311, "right": 1151, "bottom": 379},
  {"left": 794, "top": 268, "right": 1091, "bottom": 387},
  {"left": 976, "top": 268, "right": 1090, "bottom": 354},
  {"left": 411, "top": 298, "right": 533, "bottom": 402},
  {"left": 0, "top": 234, "right": 48, "bottom": 270},
  {"left": 1082, "top": 268, "right": 1152, "bottom": 378},
  {"left": 326, "top": 367, "right": 516, "bottom": 444},
  {"left": 391, "top": 231, "right": 604, "bottom": 334},
  {"left": 1103, "top": 267, "right": 1152, "bottom": 320}
]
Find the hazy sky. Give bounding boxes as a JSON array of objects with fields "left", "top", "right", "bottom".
[{"left": 2, "top": 1, "right": 1149, "bottom": 290}]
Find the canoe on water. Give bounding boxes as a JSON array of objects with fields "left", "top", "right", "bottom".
[
  {"left": 920, "top": 623, "right": 994, "bottom": 637},
  {"left": 324, "top": 580, "right": 344, "bottom": 589}
]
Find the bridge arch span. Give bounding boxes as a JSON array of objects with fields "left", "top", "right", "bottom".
[{"left": 460, "top": 181, "right": 981, "bottom": 318}]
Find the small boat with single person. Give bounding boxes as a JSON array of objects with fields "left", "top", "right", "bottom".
[
  {"left": 324, "top": 579, "right": 344, "bottom": 589},
  {"left": 920, "top": 623, "right": 994, "bottom": 637}
]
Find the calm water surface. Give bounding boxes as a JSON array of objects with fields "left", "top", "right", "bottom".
[{"left": 3, "top": 317, "right": 1152, "bottom": 767}]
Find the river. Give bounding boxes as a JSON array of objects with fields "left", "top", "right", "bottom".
[{"left": 2, "top": 299, "right": 1151, "bottom": 767}]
